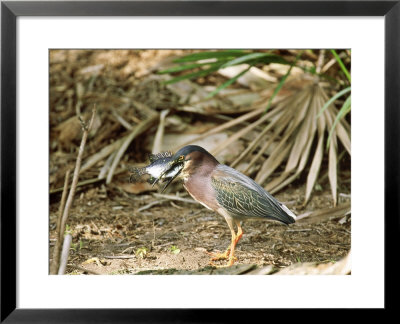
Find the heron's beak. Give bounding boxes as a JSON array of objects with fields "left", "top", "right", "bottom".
[
  {"left": 152, "top": 158, "right": 184, "bottom": 191},
  {"left": 160, "top": 166, "right": 183, "bottom": 192}
]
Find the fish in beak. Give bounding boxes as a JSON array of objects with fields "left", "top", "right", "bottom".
[
  {"left": 153, "top": 156, "right": 184, "bottom": 192},
  {"left": 128, "top": 151, "right": 183, "bottom": 191},
  {"left": 129, "top": 151, "right": 173, "bottom": 185}
]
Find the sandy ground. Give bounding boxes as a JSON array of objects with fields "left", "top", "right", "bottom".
[{"left": 49, "top": 180, "right": 351, "bottom": 275}]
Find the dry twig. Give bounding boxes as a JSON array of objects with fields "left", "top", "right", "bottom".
[
  {"left": 50, "top": 107, "right": 97, "bottom": 275},
  {"left": 104, "top": 255, "right": 136, "bottom": 259},
  {"left": 55, "top": 169, "right": 71, "bottom": 239},
  {"left": 58, "top": 234, "right": 72, "bottom": 275},
  {"left": 152, "top": 109, "right": 169, "bottom": 153},
  {"left": 137, "top": 200, "right": 166, "bottom": 212},
  {"left": 152, "top": 193, "right": 197, "bottom": 204}
]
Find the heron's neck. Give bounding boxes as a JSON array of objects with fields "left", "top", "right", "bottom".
[{"left": 181, "top": 155, "right": 218, "bottom": 183}]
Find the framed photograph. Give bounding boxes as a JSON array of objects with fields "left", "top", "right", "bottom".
[{"left": 1, "top": 0, "right": 398, "bottom": 321}]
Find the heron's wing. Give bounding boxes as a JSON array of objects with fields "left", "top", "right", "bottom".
[{"left": 211, "top": 165, "right": 295, "bottom": 224}]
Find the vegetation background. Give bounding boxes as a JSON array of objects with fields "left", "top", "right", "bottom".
[{"left": 49, "top": 49, "right": 351, "bottom": 275}]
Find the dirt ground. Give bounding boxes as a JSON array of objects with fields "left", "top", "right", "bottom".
[
  {"left": 49, "top": 49, "right": 351, "bottom": 275},
  {"left": 49, "top": 180, "right": 351, "bottom": 275}
]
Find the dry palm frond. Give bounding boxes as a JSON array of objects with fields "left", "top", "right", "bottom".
[
  {"left": 172, "top": 107, "right": 265, "bottom": 152},
  {"left": 210, "top": 105, "right": 283, "bottom": 156},
  {"left": 160, "top": 50, "right": 350, "bottom": 206},
  {"left": 206, "top": 76, "right": 350, "bottom": 206}
]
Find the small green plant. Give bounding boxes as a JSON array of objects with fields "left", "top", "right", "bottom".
[
  {"left": 318, "top": 50, "right": 351, "bottom": 149},
  {"left": 264, "top": 50, "right": 303, "bottom": 113},
  {"left": 70, "top": 243, "right": 77, "bottom": 251},
  {"left": 314, "top": 183, "right": 323, "bottom": 192},
  {"left": 170, "top": 246, "right": 181, "bottom": 255},
  {"left": 70, "top": 239, "right": 83, "bottom": 251},
  {"left": 135, "top": 247, "right": 148, "bottom": 259},
  {"left": 64, "top": 224, "right": 71, "bottom": 235}
]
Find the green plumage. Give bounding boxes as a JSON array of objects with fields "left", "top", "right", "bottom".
[{"left": 211, "top": 164, "right": 295, "bottom": 224}]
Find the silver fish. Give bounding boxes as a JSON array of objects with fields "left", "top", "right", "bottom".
[
  {"left": 129, "top": 152, "right": 172, "bottom": 185},
  {"left": 129, "top": 152, "right": 182, "bottom": 190}
]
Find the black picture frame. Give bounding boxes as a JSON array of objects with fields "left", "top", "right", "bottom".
[{"left": 1, "top": 0, "right": 398, "bottom": 322}]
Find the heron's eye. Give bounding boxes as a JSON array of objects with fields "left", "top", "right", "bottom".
[{"left": 178, "top": 155, "right": 184, "bottom": 161}]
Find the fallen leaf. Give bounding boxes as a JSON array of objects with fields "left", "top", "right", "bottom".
[{"left": 119, "top": 182, "right": 157, "bottom": 194}]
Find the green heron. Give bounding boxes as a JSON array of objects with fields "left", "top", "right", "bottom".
[{"left": 155, "top": 145, "right": 296, "bottom": 267}]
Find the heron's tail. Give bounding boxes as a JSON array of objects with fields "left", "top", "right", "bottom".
[{"left": 276, "top": 202, "right": 296, "bottom": 224}]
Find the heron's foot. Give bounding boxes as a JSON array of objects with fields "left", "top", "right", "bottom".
[
  {"left": 206, "top": 249, "right": 230, "bottom": 261},
  {"left": 227, "top": 255, "right": 237, "bottom": 267},
  {"left": 208, "top": 256, "right": 237, "bottom": 268}
]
